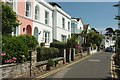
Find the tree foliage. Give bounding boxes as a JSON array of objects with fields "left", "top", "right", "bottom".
[
  {"left": 2, "top": 35, "right": 29, "bottom": 64},
  {"left": 2, "top": 35, "right": 38, "bottom": 64},
  {"left": 115, "top": 29, "right": 120, "bottom": 36},
  {"left": 2, "top": 2, "right": 20, "bottom": 35},
  {"left": 105, "top": 27, "right": 115, "bottom": 36},
  {"left": 91, "top": 28, "right": 99, "bottom": 33},
  {"left": 86, "top": 31, "right": 103, "bottom": 47},
  {"left": 67, "top": 34, "right": 78, "bottom": 48}
]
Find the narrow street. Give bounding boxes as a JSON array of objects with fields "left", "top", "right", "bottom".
[{"left": 46, "top": 52, "right": 112, "bottom": 79}]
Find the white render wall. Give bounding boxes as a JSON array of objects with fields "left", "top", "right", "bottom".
[
  {"left": 87, "top": 25, "right": 91, "bottom": 33},
  {"left": 53, "top": 6, "right": 71, "bottom": 42},
  {"left": 56, "top": 28, "right": 71, "bottom": 41},
  {"left": 56, "top": 11, "right": 71, "bottom": 30},
  {"left": 33, "top": 0, "right": 53, "bottom": 27},
  {"left": 33, "top": 22, "right": 53, "bottom": 46},
  {"left": 33, "top": 0, "right": 53, "bottom": 47},
  {"left": 78, "top": 19, "right": 84, "bottom": 33}
]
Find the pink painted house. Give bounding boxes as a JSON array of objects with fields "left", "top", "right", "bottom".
[{"left": 17, "top": 0, "right": 34, "bottom": 35}]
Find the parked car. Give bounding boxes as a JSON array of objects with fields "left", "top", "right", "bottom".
[{"left": 105, "top": 47, "right": 113, "bottom": 52}]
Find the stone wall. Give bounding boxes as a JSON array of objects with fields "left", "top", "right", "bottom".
[
  {"left": 0, "top": 57, "right": 64, "bottom": 78},
  {"left": 0, "top": 48, "right": 84, "bottom": 78},
  {"left": 0, "top": 62, "right": 30, "bottom": 79}
]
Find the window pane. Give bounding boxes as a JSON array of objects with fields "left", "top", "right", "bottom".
[
  {"left": 35, "top": 6, "right": 39, "bottom": 20},
  {"left": 45, "top": 12, "right": 48, "bottom": 18},
  {"left": 26, "top": 2, "right": 29, "bottom": 11},
  {"left": 45, "top": 11, "right": 49, "bottom": 24},
  {"left": 68, "top": 22, "right": 70, "bottom": 30},
  {"left": 45, "top": 32, "right": 47, "bottom": 43},
  {"left": 62, "top": 18, "right": 65, "bottom": 28},
  {"left": 61, "top": 35, "right": 66, "bottom": 42},
  {"left": 44, "top": 31, "right": 50, "bottom": 43},
  {"left": 26, "top": 2, "right": 31, "bottom": 17}
]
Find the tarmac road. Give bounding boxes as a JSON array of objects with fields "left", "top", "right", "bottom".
[{"left": 46, "top": 52, "right": 113, "bottom": 80}]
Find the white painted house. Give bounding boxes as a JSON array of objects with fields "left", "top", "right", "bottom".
[
  {"left": 71, "top": 18, "right": 84, "bottom": 34},
  {"left": 50, "top": 2, "right": 71, "bottom": 42},
  {"left": 33, "top": 0, "right": 53, "bottom": 47},
  {"left": 71, "top": 18, "right": 84, "bottom": 44},
  {"left": 103, "top": 36, "right": 116, "bottom": 49}
]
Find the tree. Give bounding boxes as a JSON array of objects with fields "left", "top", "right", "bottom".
[
  {"left": 86, "top": 31, "right": 103, "bottom": 47},
  {"left": 115, "top": 29, "right": 120, "bottom": 36},
  {"left": 91, "top": 28, "right": 99, "bottom": 33},
  {"left": 2, "top": 2, "right": 20, "bottom": 35},
  {"left": 105, "top": 27, "right": 115, "bottom": 36},
  {"left": 67, "top": 34, "right": 78, "bottom": 48},
  {"left": 81, "top": 30, "right": 87, "bottom": 44}
]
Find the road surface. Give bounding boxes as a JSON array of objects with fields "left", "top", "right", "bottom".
[{"left": 45, "top": 52, "right": 113, "bottom": 79}]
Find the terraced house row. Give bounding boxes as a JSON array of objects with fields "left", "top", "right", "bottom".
[{"left": 3, "top": 0, "right": 91, "bottom": 47}]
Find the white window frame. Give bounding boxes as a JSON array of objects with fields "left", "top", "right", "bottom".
[
  {"left": 61, "top": 35, "right": 66, "bottom": 42},
  {"left": 35, "top": 5, "right": 39, "bottom": 20},
  {"left": 68, "top": 21, "right": 70, "bottom": 31},
  {"left": 12, "top": 26, "right": 19, "bottom": 36},
  {"left": 26, "top": 1, "right": 31, "bottom": 18},
  {"left": 43, "top": 31, "right": 50, "bottom": 44},
  {"left": 62, "top": 18, "right": 65, "bottom": 29},
  {"left": 45, "top": 11, "right": 49, "bottom": 25}
]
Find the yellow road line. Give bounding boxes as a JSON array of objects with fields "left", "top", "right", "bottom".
[
  {"left": 111, "top": 56, "right": 114, "bottom": 79},
  {"left": 37, "top": 54, "right": 93, "bottom": 79}
]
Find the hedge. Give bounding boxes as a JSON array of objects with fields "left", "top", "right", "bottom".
[
  {"left": 50, "top": 42, "right": 67, "bottom": 49},
  {"left": 37, "top": 47, "right": 59, "bottom": 61}
]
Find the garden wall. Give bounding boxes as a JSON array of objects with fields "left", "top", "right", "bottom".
[
  {"left": 0, "top": 57, "right": 64, "bottom": 78},
  {"left": 0, "top": 48, "right": 87, "bottom": 78}
]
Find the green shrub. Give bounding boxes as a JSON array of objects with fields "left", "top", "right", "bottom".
[
  {"left": 37, "top": 47, "right": 59, "bottom": 61},
  {"left": 18, "top": 35, "right": 38, "bottom": 50},
  {"left": 2, "top": 35, "right": 29, "bottom": 64},
  {"left": 50, "top": 42, "right": 67, "bottom": 49},
  {"left": 82, "top": 43, "right": 90, "bottom": 47},
  {"left": 47, "top": 59, "right": 54, "bottom": 67},
  {"left": 46, "top": 59, "right": 54, "bottom": 70},
  {"left": 2, "top": 35, "right": 38, "bottom": 64}
]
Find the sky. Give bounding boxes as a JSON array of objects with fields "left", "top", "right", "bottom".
[{"left": 57, "top": 2, "right": 119, "bottom": 33}]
